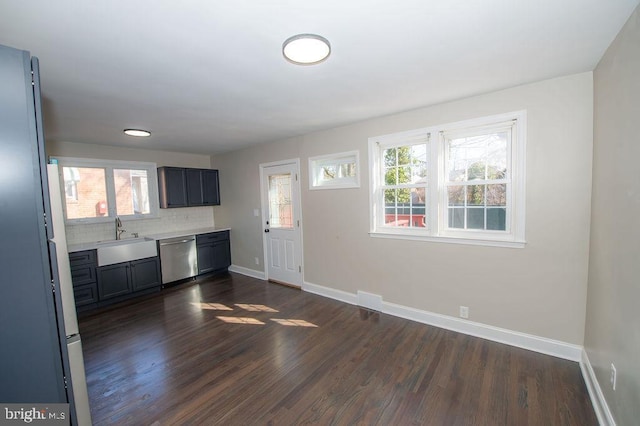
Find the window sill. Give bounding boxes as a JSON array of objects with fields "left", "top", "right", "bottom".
[{"left": 369, "top": 230, "right": 526, "bottom": 248}]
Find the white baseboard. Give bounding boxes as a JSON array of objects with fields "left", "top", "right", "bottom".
[
  {"left": 228, "top": 264, "right": 266, "bottom": 280},
  {"left": 357, "top": 290, "right": 383, "bottom": 311},
  {"left": 302, "top": 281, "right": 357, "bottom": 305},
  {"left": 301, "top": 281, "right": 582, "bottom": 362},
  {"left": 382, "top": 301, "right": 582, "bottom": 361},
  {"left": 580, "top": 349, "right": 616, "bottom": 426}
]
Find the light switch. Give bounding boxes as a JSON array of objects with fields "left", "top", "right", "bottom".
[{"left": 253, "top": 209, "right": 260, "bottom": 217}]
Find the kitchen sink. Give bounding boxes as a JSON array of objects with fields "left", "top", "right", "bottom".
[{"left": 96, "top": 237, "right": 157, "bottom": 266}]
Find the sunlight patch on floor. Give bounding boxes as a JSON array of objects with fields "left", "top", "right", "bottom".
[
  {"left": 235, "top": 304, "right": 279, "bottom": 313},
  {"left": 271, "top": 319, "right": 318, "bottom": 327},
  {"left": 191, "top": 302, "right": 233, "bottom": 311},
  {"left": 216, "top": 316, "right": 265, "bottom": 325}
]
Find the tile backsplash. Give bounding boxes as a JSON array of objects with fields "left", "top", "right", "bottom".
[{"left": 64, "top": 207, "right": 215, "bottom": 245}]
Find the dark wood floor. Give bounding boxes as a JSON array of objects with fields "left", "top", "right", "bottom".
[{"left": 79, "top": 272, "right": 597, "bottom": 425}]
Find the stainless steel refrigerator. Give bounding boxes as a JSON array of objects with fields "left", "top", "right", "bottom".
[{"left": 0, "top": 44, "right": 92, "bottom": 425}]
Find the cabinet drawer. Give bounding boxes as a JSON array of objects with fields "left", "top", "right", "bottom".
[
  {"left": 73, "top": 283, "right": 98, "bottom": 306},
  {"left": 69, "top": 250, "right": 96, "bottom": 268},
  {"left": 196, "top": 230, "right": 229, "bottom": 244},
  {"left": 70, "top": 264, "right": 96, "bottom": 287}
]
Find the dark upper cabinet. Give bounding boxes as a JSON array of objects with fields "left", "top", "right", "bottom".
[
  {"left": 158, "top": 167, "right": 188, "bottom": 208},
  {"left": 186, "top": 168, "right": 204, "bottom": 205},
  {"left": 202, "top": 169, "right": 220, "bottom": 205},
  {"left": 159, "top": 167, "right": 220, "bottom": 208}
]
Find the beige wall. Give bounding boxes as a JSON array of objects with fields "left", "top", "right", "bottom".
[
  {"left": 587, "top": 6, "right": 640, "bottom": 425},
  {"left": 212, "top": 72, "right": 593, "bottom": 345},
  {"left": 47, "top": 141, "right": 216, "bottom": 244}
]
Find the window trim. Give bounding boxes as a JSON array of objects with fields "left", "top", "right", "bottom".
[
  {"left": 368, "top": 111, "right": 526, "bottom": 248},
  {"left": 55, "top": 157, "right": 160, "bottom": 224},
  {"left": 308, "top": 150, "right": 360, "bottom": 190}
]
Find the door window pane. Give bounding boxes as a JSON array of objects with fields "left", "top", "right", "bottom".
[
  {"left": 63, "top": 167, "right": 108, "bottom": 219},
  {"left": 268, "top": 174, "right": 293, "bottom": 229},
  {"left": 114, "top": 169, "right": 150, "bottom": 215}
]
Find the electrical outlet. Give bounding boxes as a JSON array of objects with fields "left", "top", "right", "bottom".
[
  {"left": 254, "top": 257, "right": 260, "bottom": 265},
  {"left": 459, "top": 306, "right": 469, "bottom": 319},
  {"left": 610, "top": 363, "right": 617, "bottom": 390}
]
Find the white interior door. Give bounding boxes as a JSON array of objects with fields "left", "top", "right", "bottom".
[{"left": 261, "top": 161, "right": 302, "bottom": 287}]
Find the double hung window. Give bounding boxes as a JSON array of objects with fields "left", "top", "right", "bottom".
[{"left": 369, "top": 111, "right": 525, "bottom": 247}]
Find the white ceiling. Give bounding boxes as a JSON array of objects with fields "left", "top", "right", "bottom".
[{"left": 1, "top": 0, "right": 638, "bottom": 155}]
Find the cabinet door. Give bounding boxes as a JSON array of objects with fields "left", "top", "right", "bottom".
[
  {"left": 197, "top": 243, "right": 215, "bottom": 274},
  {"left": 212, "top": 240, "right": 231, "bottom": 271},
  {"left": 202, "top": 169, "right": 220, "bottom": 205},
  {"left": 186, "top": 169, "right": 204, "bottom": 206},
  {"left": 97, "top": 263, "right": 132, "bottom": 300},
  {"left": 69, "top": 250, "right": 96, "bottom": 267},
  {"left": 130, "top": 257, "right": 161, "bottom": 291},
  {"left": 70, "top": 263, "right": 97, "bottom": 287},
  {"left": 69, "top": 250, "right": 97, "bottom": 287},
  {"left": 73, "top": 283, "right": 98, "bottom": 306},
  {"left": 158, "top": 167, "right": 188, "bottom": 208}
]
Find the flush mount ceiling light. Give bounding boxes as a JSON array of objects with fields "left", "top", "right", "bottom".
[
  {"left": 282, "top": 34, "right": 331, "bottom": 65},
  {"left": 123, "top": 129, "right": 151, "bottom": 137}
]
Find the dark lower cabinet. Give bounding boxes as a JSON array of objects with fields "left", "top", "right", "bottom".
[
  {"left": 197, "top": 243, "right": 215, "bottom": 274},
  {"left": 73, "top": 283, "right": 98, "bottom": 307},
  {"left": 131, "top": 257, "right": 162, "bottom": 291},
  {"left": 211, "top": 240, "right": 231, "bottom": 271},
  {"left": 197, "top": 230, "right": 231, "bottom": 275},
  {"left": 70, "top": 249, "right": 98, "bottom": 309},
  {"left": 69, "top": 230, "right": 229, "bottom": 311},
  {"left": 97, "top": 262, "right": 132, "bottom": 300},
  {"left": 95, "top": 256, "right": 161, "bottom": 303}
]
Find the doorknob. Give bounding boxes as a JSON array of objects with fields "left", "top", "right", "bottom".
[{"left": 265, "top": 229, "right": 270, "bottom": 233}]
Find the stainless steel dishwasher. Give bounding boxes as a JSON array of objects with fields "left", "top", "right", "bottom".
[{"left": 158, "top": 235, "right": 198, "bottom": 284}]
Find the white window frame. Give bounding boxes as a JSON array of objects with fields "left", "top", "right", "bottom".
[
  {"left": 55, "top": 157, "right": 160, "bottom": 224},
  {"left": 309, "top": 150, "right": 360, "bottom": 190},
  {"left": 369, "top": 111, "right": 526, "bottom": 248}
]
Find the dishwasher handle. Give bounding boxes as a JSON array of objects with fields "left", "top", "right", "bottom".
[{"left": 159, "top": 236, "right": 196, "bottom": 246}]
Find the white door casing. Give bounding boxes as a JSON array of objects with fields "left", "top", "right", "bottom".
[{"left": 260, "top": 160, "right": 303, "bottom": 287}]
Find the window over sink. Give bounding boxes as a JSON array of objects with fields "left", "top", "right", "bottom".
[{"left": 54, "top": 157, "right": 160, "bottom": 223}]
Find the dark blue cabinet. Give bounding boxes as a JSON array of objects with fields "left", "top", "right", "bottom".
[
  {"left": 96, "top": 257, "right": 161, "bottom": 301},
  {"left": 196, "top": 230, "right": 231, "bottom": 275},
  {"left": 159, "top": 166, "right": 220, "bottom": 208}
]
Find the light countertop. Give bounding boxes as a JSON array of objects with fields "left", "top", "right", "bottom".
[{"left": 68, "top": 227, "right": 230, "bottom": 253}]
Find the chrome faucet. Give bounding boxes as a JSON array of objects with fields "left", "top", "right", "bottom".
[{"left": 115, "top": 217, "right": 126, "bottom": 240}]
